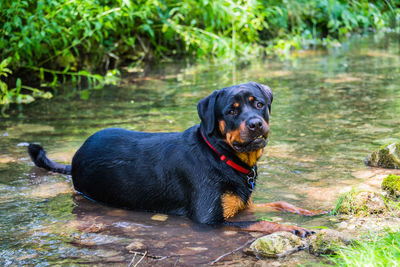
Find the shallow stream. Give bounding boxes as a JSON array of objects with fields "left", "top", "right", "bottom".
[{"left": 1, "top": 34, "right": 400, "bottom": 265}]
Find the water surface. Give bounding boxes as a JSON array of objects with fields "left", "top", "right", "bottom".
[{"left": 1, "top": 34, "right": 400, "bottom": 265}]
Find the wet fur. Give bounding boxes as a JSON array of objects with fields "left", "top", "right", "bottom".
[{"left": 27, "top": 82, "right": 315, "bottom": 237}]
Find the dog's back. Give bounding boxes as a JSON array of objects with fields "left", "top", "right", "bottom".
[{"left": 71, "top": 127, "right": 201, "bottom": 215}]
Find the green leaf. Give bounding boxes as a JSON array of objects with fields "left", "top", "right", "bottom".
[
  {"left": 15, "top": 78, "right": 22, "bottom": 94},
  {"left": 141, "top": 24, "right": 155, "bottom": 38},
  {"left": 40, "top": 68, "right": 44, "bottom": 80}
]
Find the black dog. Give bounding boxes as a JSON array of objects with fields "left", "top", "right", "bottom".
[{"left": 28, "top": 82, "right": 321, "bottom": 237}]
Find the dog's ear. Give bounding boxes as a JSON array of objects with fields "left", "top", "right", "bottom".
[
  {"left": 197, "top": 90, "right": 219, "bottom": 135},
  {"left": 250, "top": 82, "right": 273, "bottom": 113}
]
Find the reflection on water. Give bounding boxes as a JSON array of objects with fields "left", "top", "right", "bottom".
[{"left": 1, "top": 34, "right": 400, "bottom": 265}]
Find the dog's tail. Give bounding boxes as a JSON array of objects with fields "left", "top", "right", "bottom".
[{"left": 28, "top": 144, "right": 72, "bottom": 175}]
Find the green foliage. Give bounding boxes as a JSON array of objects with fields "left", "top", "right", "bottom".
[
  {"left": 332, "top": 189, "right": 356, "bottom": 216},
  {"left": 328, "top": 230, "right": 400, "bottom": 266},
  {"left": 263, "top": 0, "right": 398, "bottom": 56},
  {"left": 1, "top": 0, "right": 399, "bottom": 112},
  {"left": 0, "top": 57, "right": 52, "bottom": 116}
]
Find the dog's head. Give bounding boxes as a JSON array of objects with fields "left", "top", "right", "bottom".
[{"left": 198, "top": 82, "right": 273, "bottom": 154}]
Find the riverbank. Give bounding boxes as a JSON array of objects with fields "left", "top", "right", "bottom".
[{"left": 1, "top": 0, "right": 399, "bottom": 113}]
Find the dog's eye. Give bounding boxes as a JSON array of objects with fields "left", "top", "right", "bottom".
[
  {"left": 256, "top": 102, "right": 264, "bottom": 109},
  {"left": 228, "top": 110, "right": 237, "bottom": 115}
]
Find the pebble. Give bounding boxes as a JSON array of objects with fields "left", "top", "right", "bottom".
[
  {"left": 151, "top": 214, "right": 168, "bottom": 221},
  {"left": 126, "top": 240, "right": 146, "bottom": 251}
]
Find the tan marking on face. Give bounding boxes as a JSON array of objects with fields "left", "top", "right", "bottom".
[
  {"left": 225, "top": 122, "right": 246, "bottom": 148},
  {"left": 233, "top": 102, "right": 239, "bottom": 107},
  {"left": 221, "top": 192, "right": 252, "bottom": 219},
  {"left": 226, "top": 120, "right": 267, "bottom": 166},
  {"left": 236, "top": 149, "right": 263, "bottom": 167},
  {"left": 219, "top": 120, "right": 226, "bottom": 135},
  {"left": 248, "top": 96, "right": 254, "bottom": 102}
]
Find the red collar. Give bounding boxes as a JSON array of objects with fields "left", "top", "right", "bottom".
[{"left": 200, "top": 130, "right": 255, "bottom": 176}]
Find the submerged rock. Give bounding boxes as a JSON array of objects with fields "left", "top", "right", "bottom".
[
  {"left": 382, "top": 174, "right": 400, "bottom": 198},
  {"left": 366, "top": 143, "right": 400, "bottom": 169},
  {"left": 28, "top": 182, "right": 73, "bottom": 198},
  {"left": 248, "top": 231, "right": 306, "bottom": 258},
  {"left": 333, "top": 190, "right": 387, "bottom": 216},
  {"left": 308, "top": 229, "right": 352, "bottom": 255}
]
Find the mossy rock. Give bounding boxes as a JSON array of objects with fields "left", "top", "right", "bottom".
[
  {"left": 333, "top": 190, "right": 387, "bottom": 216},
  {"left": 382, "top": 174, "right": 400, "bottom": 198},
  {"left": 365, "top": 143, "right": 400, "bottom": 169},
  {"left": 248, "top": 231, "right": 306, "bottom": 258},
  {"left": 308, "top": 229, "right": 353, "bottom": 256}
]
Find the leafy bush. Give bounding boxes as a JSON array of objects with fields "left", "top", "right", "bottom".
[
  {"left": 0, "top": 0, "right": 399, "bottom": 112},
  {"left": 0, "top": 57, "right": 52, "bottom": 116}
]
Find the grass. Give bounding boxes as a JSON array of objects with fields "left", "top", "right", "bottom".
[
  {"left": 330, "top": 179, "right": 400, "bottom": 266},
  {"left": 331, "top": 189, "right": 385, "bottom": 216},
  {"left": 328, "top": 230, "right": 400, "bottom": 266}
]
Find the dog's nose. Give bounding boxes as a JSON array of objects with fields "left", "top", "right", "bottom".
[{"left": 247, "top": 118, "right": 263, "bottom": 131}]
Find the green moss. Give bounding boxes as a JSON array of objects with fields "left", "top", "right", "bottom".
[
  {"left": 332, "top": 190, "right": 363, "bottom": 215},
  {"left": 249, "top": 232, "right": 302, "bottom": 258},
  {"left": 382, "top": 174, "right": 400, "bottom": 198},
  {"left": 379, "top": 143, "right": 393, "bottom": 150},
  {"left": 332, "top": 190, "right": 386, "bottom": 216},
  {"left": 308, "top": 229, "right": 351, "bottom": 255},
  {"left": 313, "top": 234, "right": 333, "bottom": 253},
  {"left": 367, "top": 143, "right": 400, "bottom": 169}
]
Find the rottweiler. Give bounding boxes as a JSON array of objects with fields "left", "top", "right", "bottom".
[{"left": 28, "top": 82, "right": 323, "bottom": 237}]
